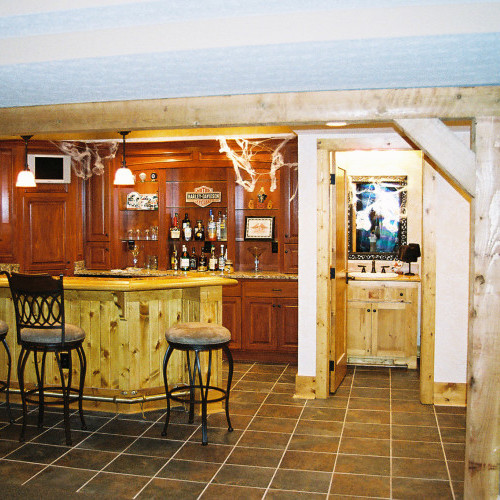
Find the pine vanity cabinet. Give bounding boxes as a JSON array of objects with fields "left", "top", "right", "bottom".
[{"left": 347, "top": 280, "right": 419, "bottom": 369}]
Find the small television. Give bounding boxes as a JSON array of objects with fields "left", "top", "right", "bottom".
[{"left": 28, "top": 154, "right": 71, "bottom": 183}]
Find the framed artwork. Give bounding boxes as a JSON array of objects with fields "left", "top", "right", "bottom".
[{"left": 244, "top": 216, "right": 275, "bottom": 241}]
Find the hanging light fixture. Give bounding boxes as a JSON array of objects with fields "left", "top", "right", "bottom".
[
  {"left": 16, "top": 135, "right": 36, "bottom": 188},
  {"left": 113, "top": 131, "right": 135, "bottom": 186}
]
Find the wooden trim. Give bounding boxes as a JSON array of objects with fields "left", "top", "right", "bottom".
[
  {"left": 0, "top": 87, "right": 499, "bottom": 138},
  {"left": 315, "top": 149, "right": 330, "bottom": 399},
  {"left": 420, "top": 162, "right": 436, "bottom": 404},
  {"left": 465, "top": 117, "right": 500, "bottom": 500},
  {"left": 394, "top": 118, "right": 475, "bottom": 197},
  {"left": 294, "top": 375, "right": 316, "bottom": 400},
  {"left": 433, "top": 382, "right": 467, "bottom": 407}
]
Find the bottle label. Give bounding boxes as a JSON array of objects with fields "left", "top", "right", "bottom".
[
  {"left": 208, "top": 257, "right": 217, "bottom": 271},
  {"left": 180, "top": 257, "right": 190, "bottom": 270},
  {"left": 184, "top": 226, "right": 192, "bottom": 241},
  {"left": 170, "top": 228, "right": 180, "bottom": 239}
]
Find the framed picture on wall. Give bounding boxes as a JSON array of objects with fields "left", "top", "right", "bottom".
[{"left": 244, "top": 216, "right": 275, "bottom": 241}]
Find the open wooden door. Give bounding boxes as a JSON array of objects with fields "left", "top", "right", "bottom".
[{"left": 329, "top": 159, "right": 348, "bottom": 393}]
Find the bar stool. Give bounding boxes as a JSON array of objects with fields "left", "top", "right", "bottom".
[
  {"left": 162, "top": 322, "right": 233, "bottom": 445},
  {"left": 0, "top": 319, "right": 13, "bottom": 423},
  {"left": 4, "top": 272, "right": 87, "bottom": 445}
]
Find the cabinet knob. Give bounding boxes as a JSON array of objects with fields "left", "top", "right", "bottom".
[
  {"left": 285, "top": 250, "right": 288, "bottom": 254},
  {"left": 400, "top": 292, "right": 404, "bottom": 296},
  {"left": 373, "top": 309, "right": 377, "bottom": 313},
  {"left": 367, "top": 309, "right": 370, "bottom": 312},
  {"left": 285, "top": 234, "right": 289, "bottom": 238}
]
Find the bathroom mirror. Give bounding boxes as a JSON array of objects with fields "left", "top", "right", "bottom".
[{"left": 348, "top": 176, "right": 407, "bottom": 260}]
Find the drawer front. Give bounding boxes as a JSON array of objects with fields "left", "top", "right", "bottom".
[
  {"left": 222, "top": 280, "right": 241, "bottom": 297},
  {"left": 243, "top": 280, "right": 298, "bottom": 298},
  {"left": 348, "top": 284, "right": 410, "bottom": 302}
]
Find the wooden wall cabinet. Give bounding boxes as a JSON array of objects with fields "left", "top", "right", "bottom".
[
  {"left": 223, "top": 279, "right": 298, "bottom": 363},
  {"left": 347, "top": 281, "right": 419, "bottom": 369}
]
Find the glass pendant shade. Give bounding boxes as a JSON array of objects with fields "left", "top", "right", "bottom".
[
  {"left": 113, "top": 131, "right": 135, "bottom": 186},
  {"left": 16, "top": 135, "right": 36, "bottom": 187}
]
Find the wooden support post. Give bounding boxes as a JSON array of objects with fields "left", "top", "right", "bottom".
[{"left": 465, "top": 117, "right": 500, "bottom": 499}]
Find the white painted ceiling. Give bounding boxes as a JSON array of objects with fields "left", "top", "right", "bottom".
[{"left": 1, "top": 0, "right": 499, "bottom": 109}]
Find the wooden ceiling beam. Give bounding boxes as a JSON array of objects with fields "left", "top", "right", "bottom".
[{"left": 0, "top": 86, "right": 499, "bottom": 138}]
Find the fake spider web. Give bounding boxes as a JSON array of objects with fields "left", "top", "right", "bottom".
[{"left": 218, "top": 137, "right": 298, "bottom": 199}]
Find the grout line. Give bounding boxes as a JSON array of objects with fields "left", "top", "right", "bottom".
[
  {"left": 433, "top": 405, "right": 456, "bottom": 500},
  {"left": 326, "top": 365, "right": 356, "bottom": 498}
]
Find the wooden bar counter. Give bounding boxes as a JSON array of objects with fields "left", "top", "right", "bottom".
[{"left": 0, "top": 274, "right": 237, "bottom": 412}]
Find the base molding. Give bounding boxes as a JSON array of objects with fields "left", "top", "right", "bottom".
[
  {"left": 294, "top": 375, "right": 316, "bottom": 399},
  {"left": 434, "top": 382, "right": 467, "bottom": 407}
]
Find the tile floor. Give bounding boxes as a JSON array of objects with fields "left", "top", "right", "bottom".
[{"left": 0, "top": 363, "right": 465, "bottom": 499}]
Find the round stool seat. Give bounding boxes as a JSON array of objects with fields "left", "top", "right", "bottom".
[
  {"left": 0, "top": 320, "right": 8, "bottom": 335},
  {"left": 165, "top": 322, "right": 231, "bottom": 346}
]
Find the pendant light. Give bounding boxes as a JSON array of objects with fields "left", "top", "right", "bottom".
[
  {"left": 16, "top": 135, "right": 36, "bottom": 188},
  {"left": 113, "top": 131, "right": 135, "bottom": 185}
]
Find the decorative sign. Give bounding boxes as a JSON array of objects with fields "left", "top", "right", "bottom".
[
  {"left": 185, "top": 185, "right": 222, "bottom": 207},
  {"left": 244, "top": 216, "right": 275, "bottom": 241}
]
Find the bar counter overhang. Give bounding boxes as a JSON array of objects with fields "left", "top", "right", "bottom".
[{"left": 0, "top": 274, "right": 237, "bottom": 412}]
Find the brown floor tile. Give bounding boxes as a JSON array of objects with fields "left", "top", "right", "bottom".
[
  {"left": 233, "top": 380, "right": 275, "bottom": 393},
  {"left": 288, "top": 434, "right": 339, "bottom": 453},
  {"left": 144, "top": 422, "right": 196, "bottom": 441},
  {"left": 213, "top": 463, "right": 275, "bottom": 488},
  {"left": 305, "top": 397, "right": 349, "bottom": 409},
  {"left": 352, "top": 377, "right": 390, "bottom": 388},
  {"left": 270, "top": 468, "right": 332, "bottom": 493},
  {"left": 392, "top": 477, "right": 453, "bottom": 499},
  {"left": 392, "top": 457, "right": 449, "bottom": 480},
  {"left": 7, "top": 443, "right": 70, "bottom": 464},
  {"left": 294, "top": 419, "right": 343, "bottom": 437},
  {"left": 157, "top": 459, "right": 220, "bottom": 482},
  {"left": 248, "top": 416, "right": 297, "bottom": 434},
  {"left": 80, "top": 470, "right": 151, "bottom": 497},
  {"left": 355, "top": 370, "right": 390, "bottom": 379},
  {"left": 265, "top": 393, "right": 305, "bottom": 406},
  {"left": 138, "top": 477, "right": 206, "bottom": 499},
  {"left": 127, "top": 437, "right": 183, "bottom": 458},
  {"left": 189, "top": 427, "right": 242, "bottom": 446},
  {"left": 392, "top": 400, "right": 434, "bottom": 413},
  {"left": 300, "top": 407, "right": 345, "bottom": 422},
  {"left": 76, "top": 432, "right": 136, "bottom": 453},
  {"left": 227, "top": 446, "right": 283, "bottom": 468},
  {"left": 343, "top": 422, "right": 390, "bottom": 439},
  {"left": 238, "top": 430, "right": 290, "bottom": 450},
  {"left": 392, "top": 411, "right": 437, "bottom": 426},
  {"left": 32, "top": 428, "right": 90, "bottom": 447},
  {"left": 443, "top": 442, "right": 465, "bottom": 461},
  {"left": 348, "top": 397, "right": 391, "bottom": 411},
  {"left": 330, "top": 386, "right": 351, "bottom": 398},
  {"left": 336, "top": 453, "right": 390, "bottom": 476},
  {"left": 329, "top": 472, "right": 390, "bottom": 498},
  {"left": 24, "top": 465, "right": 95, "bottom": 492},
  {"left": 272, "top": 383, "right": 296, "bottom": 394},
  {"left": 267, "top": 490, "right": 325, "bottom": 499},
  {"left": 54, "top": 447, "right": 117, "bottom": 470},
  {"left": 0, "top": 459, "right": 45, "bottom": 485},
  {"left": 242, "top": 372, "right": 281, "bottom": 383},
  {"left": 280, "top": 450, "right": 336, "bottom": 472},
  {"left": 437, "top": 413, "right": 466, "bottom": 428},
  {"left": 207, "top": 413, "right": 251, "bottom": 430},
  {"left": 0, "top": 439, "right": 23, "bottom": 458},
  {"left": 350, "top": 387, "right": 390, "bottom": 399},
  {"left": 392, "top": 440, "right": 445, "bottom": 460},
  {"left": 452, "top": 481, "right": 464, "bottom": 500},
  {"left": 104, "top": 453, "right": 166, "bottom": 476},
  {"left": 231, "top": 391, "right": 267, "bottom": 405},
  {"left": 392, "top": 424, "right": 440, "bottom": 442},
  {"left": 338, "top": 436, "right": 390, "bottom": 457},
  {"left": 391, "top": 389, "right": 421, "bottom": 401},
  {"left": 278, "top": 374, "right": 296, "bottom": 384},
  {"left": 99, "top": 418, "right": 151, "bottom": 436},
  {"left": 249, "top": 363, "right": 286, "bottom": 374},
  {"left": 200, "top": 483, "right": 265, "bottom": 499},
  {"left": 258, "top": 404, "right": 303, "bottom": 419},
  {"left": 174, "top": 442, "right": 232, "bottom": 463},
  {"left": 434, "top": 405, "right": 466, "bottom": 415},
  {"left": 229, "top": 402, "right": 262, "bottom": 416},
  {"left": 439, "top": 426, "right": 466, "bottom": 443},
  {"left": 447, "top": 460, "right": 465, "bottom": 482},
  {"left": 391, "top": 378, "right": 420, "bottom": 389},
  {"left": 346, "top": 409, "right": 390, "bottom": 424}
]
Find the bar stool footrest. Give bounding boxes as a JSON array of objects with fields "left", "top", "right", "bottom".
[{"left": 169, "top": 385, "right": 228, "bottom": 405}]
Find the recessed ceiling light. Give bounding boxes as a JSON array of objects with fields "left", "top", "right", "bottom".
[{"left": 326, "top": 121, "right": 348, "bottom": 127}]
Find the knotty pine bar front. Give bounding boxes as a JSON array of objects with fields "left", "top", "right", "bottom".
[{"left": 0, "top": 275, "right": 237, "bottom": 413}]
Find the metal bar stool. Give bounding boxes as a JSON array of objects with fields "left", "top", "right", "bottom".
[
  {"left": 162, "top": 322, "right": 233, "bottom": 445},
  {"left": 4, "top": 272, "right": 87, "bottom": 445},
  {"left": 0, "top": 319, "right": 13, "bottom": 423}
]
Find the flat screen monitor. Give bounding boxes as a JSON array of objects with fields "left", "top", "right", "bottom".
[{"left": 28, "top": 154, "right": 71, "bottom": 183}]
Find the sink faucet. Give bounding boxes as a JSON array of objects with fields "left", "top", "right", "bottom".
[{"left": 371, "top": 260, "right": 376, "bottom": 273}]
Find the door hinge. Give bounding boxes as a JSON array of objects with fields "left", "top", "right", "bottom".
[
  {"left": 329, "top": 360, "right": 335, "bottom": 371},
  {"left": 330, "top": 268, "right": 335, "bottom": 279},
  {"left": 330, "top": 174, "right": 335, "bottom": 185}
]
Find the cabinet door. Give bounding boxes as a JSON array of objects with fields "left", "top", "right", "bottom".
[
  {"left": 283, "top": 244, "right": 298, "bottom": 274},
  {"left": 85, "top": 241, "right": 110, "bottom": 270},
  {"left": 242, "top": 297, "right": 277, "bottom": 350},
  {"left": 277, "top": 298, "right": 298, "bottom": 352},
  {"left": 222, "top": 296, "right": 242, "bottom": 351},
  {"left": 281, "top": 149, "right": 298, "bottom": 244},
  {"left": 373, "top": 301, "right": 408, "bottom": 359},
  {"left": 86, "top": 169, "right": 110, "bottom": 241},
  {"left": 346, "top": 301, "right": 373, "bottom": 357},
  {"left": 0, "top": 148, "right": 15, "bottom": 261}
]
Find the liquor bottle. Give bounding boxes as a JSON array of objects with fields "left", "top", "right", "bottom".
[
  {"left": 179, "top": 245, "right": 190, "bottom": 271},
  {"left": 207, "top": 209, "right": 217, "bottom": 241},
  {"left": 218, "top": 244, "right": 225, "bottom": 272},
  {"left": 182, "top": 213, "right": 192, "bottom": 241},
  {"left": 194, "top": 220, "right": 205, "bottom": 240},
  {"left": 189, "top": 246, "right": 198, "bottom": 270},
  {"left": 220, "top": 212, "right": 227, "bottom": 241},
  {"left": 208, "top": 245, "right": 217, "bottom": 271},
  {"left": 171, "top": 246, "right": 178, "bottom": 271},
  {"left": 170, "top": 213, "right": 180, "bottom": 240},
  {"left": 198, "top": 251, "right": 207, "bottom": 272},
  {"left": 216, "top": 211, "right": 222, "bottom": 240}
]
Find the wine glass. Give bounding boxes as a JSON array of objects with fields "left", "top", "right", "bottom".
[
  {"left": 247, "top": 246, "right": 266, "bottom": 272},
  {"left": 131, "top": 245, "right": 140, "bottom": 268}
]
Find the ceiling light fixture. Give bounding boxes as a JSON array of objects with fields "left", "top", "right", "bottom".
[
  {"left": 113, "top": 131, "right": 135, "bottom": 186},
  {"left": 16, "top": 135, "right": 36, "bottom": 188},
  {"left": 325, "top": 121, "right": 348, "bottom": 127}
]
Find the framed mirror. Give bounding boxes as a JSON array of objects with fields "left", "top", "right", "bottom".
[{"left": 348, "top": 176, "right": 407, "bottom": 260}]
